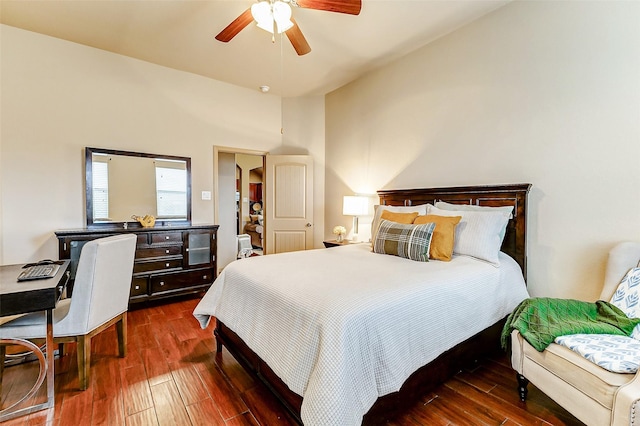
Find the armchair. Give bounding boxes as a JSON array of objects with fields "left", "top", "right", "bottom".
[
  {"left": 244, "top": 215, "right": 263, "bottom": 248},
  {"left": 0, "top": 234, "right": 136, "bottom": 390},
  {"left": 511, "top": 242, "right": 640, "bottom": 426}
]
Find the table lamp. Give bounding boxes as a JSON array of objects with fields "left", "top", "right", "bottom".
[{"left": 342, "top": 195, "right": 369, "bottom": 242}]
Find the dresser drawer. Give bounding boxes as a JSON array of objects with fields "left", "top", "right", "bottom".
[
  {"left": 130, "top": 277, "right": 148, "bottom": 297},
  {"left": 150, "top": 268, "right": 214, "bottom": 294},
  {"left": 133, "top": 258, "right": 182, "bottom": 274},
  {"left": 150, "top": 232, "right": 183, "bottom": 245},
  {"left": 136, "top": 246, "right": 182, "bottom": 259}
]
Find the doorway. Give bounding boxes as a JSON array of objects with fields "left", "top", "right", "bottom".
[
  {"left": 214, "top": 148, "right": 315, "bottom": 271},
  {"left": 236, "top": 153, "right": 264, "bottom": 254},
  {"left": 214, "top": 147, "right": 266, "bottom": 271}
]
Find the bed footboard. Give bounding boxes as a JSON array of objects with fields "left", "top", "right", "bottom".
[
  {"left": 215, "top": 321, "right": 303, "bottom": 420},
  {"left": 215, "top": 318, "right": 506, "bottom": 425}
]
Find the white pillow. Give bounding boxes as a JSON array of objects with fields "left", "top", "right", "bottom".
[
  {"left": 434, "top": 201, "right": 514, "bottom": 218},
  {"left": 427, "top": 206, "right": 510, "bottom": 266},
  {"left": 371, "top": 204, "right": 429, "bottom": 243},
  {"left": 434, "top": 201, "right": 513, "bottom": 241}
]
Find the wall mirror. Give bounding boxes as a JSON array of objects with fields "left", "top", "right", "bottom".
[{"left": 86, "top": 147, "right": 191, "bottom": 227}]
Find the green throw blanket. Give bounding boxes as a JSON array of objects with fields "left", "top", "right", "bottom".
[{"left": 501, "top": 297, "right": 640, "bottom": 352}]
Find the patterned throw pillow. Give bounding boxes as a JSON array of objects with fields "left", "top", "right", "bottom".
[
  {"left": 373, "top": 219, "right": 435, "bottom": 262},
  {"left": 555, "top": 334, "right": 640, "bottom": 373},
  {"left": 610, "top": 267, "right": 640, "bottom": 340},
  {"left": 370, "top": 204, "right": 430, "bottom": 245}
]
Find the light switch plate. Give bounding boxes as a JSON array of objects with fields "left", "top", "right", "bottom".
[{"left": 201, "top": 191, "right": 211, "bottom": 200}]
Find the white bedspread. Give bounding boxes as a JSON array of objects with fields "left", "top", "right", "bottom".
[{"left": 193, "top": 244, "right": 529, "bottom": 425}]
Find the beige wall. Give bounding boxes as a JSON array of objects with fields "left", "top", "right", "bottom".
[
  {"left": 0, "top": 24, "right": 285, "bottom": 264},
  {"left": 326, "top": 1, "right": 640, "bottom": 300},
  {"left": 217, "top": 152, "right": 238, "bottom": 269}
]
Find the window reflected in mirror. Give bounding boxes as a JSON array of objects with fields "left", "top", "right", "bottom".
[{"left": 86, "top": 147, "right": 191, "bottom": 226}]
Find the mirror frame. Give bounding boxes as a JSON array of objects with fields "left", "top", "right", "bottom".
[{"left": 85, "top": 147, "right": 192, "bottom": 227}]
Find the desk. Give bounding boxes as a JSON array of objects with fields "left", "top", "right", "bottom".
[{"left": 0, "top": 261, "right": 70, "bottom": 422}]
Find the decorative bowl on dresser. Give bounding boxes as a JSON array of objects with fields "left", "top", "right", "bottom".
[{"left": 55, "top": 224, "right": 218, "bottom": 304}]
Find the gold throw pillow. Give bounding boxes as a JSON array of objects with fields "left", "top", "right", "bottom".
[{"left": 413, "top": 214, "right": 462, "bottom": 261}]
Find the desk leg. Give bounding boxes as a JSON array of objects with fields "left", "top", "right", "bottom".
[
  {"left": 0, "top": 310, "right": 55, "bottom": 422},
  {"left": 46, "top": 309, "right": 55, "bottom": 407}
]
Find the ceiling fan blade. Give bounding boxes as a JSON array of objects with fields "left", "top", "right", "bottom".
[
  {"left": 286, "top": 19, "right": 311, "bottom": 56},
  {"left": 215, "top": 8, "right": 254, "bottom": 42},
  {"left": 296, "top": 0, "right": 361, "bottom": 15}
]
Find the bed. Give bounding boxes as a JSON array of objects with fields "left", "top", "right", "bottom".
[{"left": 193, "top": 183, "right": 531, "bottom": 425}]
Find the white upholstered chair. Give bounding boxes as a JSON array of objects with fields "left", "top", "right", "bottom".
[
  {"left": 237, "top": 234, "right": 253, "bottom": 258},
  {"left": 511, "top": 241, "right": 640, "bottom": 426},
  {"left": 0, "top": 234, "right": 136, "bottom": 390}
]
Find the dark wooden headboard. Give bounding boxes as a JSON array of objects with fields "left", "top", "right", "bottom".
[{"left": 377, "top": 184, "right": 531, "bottom": 278}]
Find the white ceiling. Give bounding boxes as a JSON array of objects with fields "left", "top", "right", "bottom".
[{"left": 0, "top": 0, "right": 511, "bottom": 97}]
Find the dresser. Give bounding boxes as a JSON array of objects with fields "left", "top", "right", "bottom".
[{"left": 55, "top": 225, "right": 218, "bottom": 304}]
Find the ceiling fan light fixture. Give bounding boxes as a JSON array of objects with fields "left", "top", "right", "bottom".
[{"left": 251, "top": 0, "right": 293, "bottom": 34}]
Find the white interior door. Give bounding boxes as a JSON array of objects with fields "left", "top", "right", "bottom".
[{"left": 265, "top": 155, "right": 314, "bottom": 254}]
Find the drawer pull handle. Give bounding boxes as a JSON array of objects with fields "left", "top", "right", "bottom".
[
  {"left": 135, "top": 285, "right": 140, "bottom": 290},
  {"left": 165, "top": 249, "right": 170, "bottom": 254},
  {"left": 203, "top": 275, "right": 208, "bottom": 279},
  {"left": 166, "top": 263, "right": 170, "bottom": 267},
  {"left": 165, "top": 236, "right": 170, "bottom": 240},
  {"left": 160, "top": 281, "right": 165, "bottom": 286}
]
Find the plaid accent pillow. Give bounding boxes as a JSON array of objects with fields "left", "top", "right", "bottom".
[{"left": 373, "top": 219, "right": 435, "bottom": 262}]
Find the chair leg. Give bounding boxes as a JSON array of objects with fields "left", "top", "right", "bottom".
[
  {"left": 516, "top": 373, "right": 529, "bottom": 402},
  {"left": 116, "top": 313, "right": 127, "bottom": 358},
  {"left": 76, "top": 335, "right": 91, "bottom": 391}
]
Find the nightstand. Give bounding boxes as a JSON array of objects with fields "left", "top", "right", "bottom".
[{"left": 323, "top": 239, "right": 355, "bottom": 248}]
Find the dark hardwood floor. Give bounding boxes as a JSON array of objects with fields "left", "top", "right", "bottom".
[{"left": 1, "top": 295, "right": 584, "bottom": 425}]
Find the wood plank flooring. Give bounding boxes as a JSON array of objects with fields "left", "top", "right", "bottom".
[{"left": 1, "top": 295, "right": 584, "bottom": 425}]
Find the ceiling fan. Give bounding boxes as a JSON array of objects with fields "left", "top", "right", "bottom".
[{"left": 215, "top": 0, "right": 362, "bottom": 56}]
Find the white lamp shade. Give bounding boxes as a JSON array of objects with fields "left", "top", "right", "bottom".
[
  {"left": 273, "top": 1, "right": 293, "bottom": 33},
  {"left": 256, "top": 18, "right": 275, "bottom": 33},
  {"left": 343, "top": 195, "right": 368, "bottom": 216},
  {"left": 251, "top": 1, "right": 274, "bottom": 32},
  {"left": 251, "top": 2, "right": 271, "bottom": 22}
]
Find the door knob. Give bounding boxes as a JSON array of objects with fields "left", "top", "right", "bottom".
[{"left": 306, "top": 223, "right": 312, "bottom": 227}]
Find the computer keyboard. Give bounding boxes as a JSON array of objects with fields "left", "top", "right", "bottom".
[{"left": 17, "top": 264, "right": 60, "bottom": 281}]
